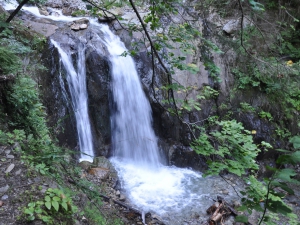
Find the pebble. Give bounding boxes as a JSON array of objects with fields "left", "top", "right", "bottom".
[
  {"left": 0, "top": 200, "right": 3, "bottom": 207},
  {"left": 0, "top": 185, "right": 9, "bottom": 194},
  {"left": 15, "top": 169, "right": 22, "bottom": 175},
  {"left": 116, "top": 190, "right": 120, "bottom": 196},
  {"left": 223, "top": 190, "right": 229, "bottom": 195},
  {"left": 6, "top": 155, "right": 14, "bottom": 159},
  {"left": 1, "top": 195, "right": 8, "bottom": 200},
  {"left": 233, "top": 200, "right": 241, "bottom": 208},
  {"left": 4, "top": 150, "right": 11, "bottom": 155},
  {"left": 5, "top": 164, "right": 15, "bottom": 173},
  {"left": 119, "top": 194, "right": 126, "bottom": 201}
]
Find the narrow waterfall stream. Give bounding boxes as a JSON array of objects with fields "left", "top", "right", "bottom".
[{"left": 51, "top": 40, "right": 94, "bottom": 162}]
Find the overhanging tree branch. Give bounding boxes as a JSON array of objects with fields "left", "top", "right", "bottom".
[
  {"left": 0, "top": 0, "right": 30, "bottom": 33},
  {"left": 128, "top": 0, "right": 179, "bottom": 117}
]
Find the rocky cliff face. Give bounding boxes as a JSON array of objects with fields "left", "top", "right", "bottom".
[{"left": 40, "top": 26, "right": 112, "bottom": 157}]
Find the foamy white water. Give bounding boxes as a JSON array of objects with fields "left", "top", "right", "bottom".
[
  {"left": 1, "top": 0, "right": 84, "bottom": 22},
  {"left": 99, "top": 24, "right": 212, "bottom": 219},
  {"left": 100, "top": 25, "right": 162, "bottom": 168},
  {"left": 51, "top": 40, "right": 94, "bottom": 162}
]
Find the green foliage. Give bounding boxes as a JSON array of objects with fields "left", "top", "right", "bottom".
[
  {"left": 289, "top": 135, "right": 300, "bottom": 149},
  {"left": 249, "top": 0, "right": 265, "bottom": 11},
  {"left": 7, "top": 76, "right": 48, "bottom": 136},
  {"left": 259, "top": 111, "right": 273, "bottom": 121},
  {"left": 193, "top": 122, "right": 300, "bottom": 223},
  {"left": 23, "top": 188, "right": 77, "bottom": 223},
  {"left": 71, "top": 10, "right": 87, "bottom": 17},
  {"left": 0, "top": 129, "right": 26, "bottom": 145},
  {"left": 192, "top": 120, "right": 262, "bottom": 176},
  {"left": 238, "top": 146, "right": 300, "bottom": 224},
  {"left": 32, "top": 162, "right": 49, "bottom": 175},
  {"left": 0, "top": 46, "right": 21, "bottom": 74},
  {"left": 240, "top": 102, "right": 256, "bottom": 113}
]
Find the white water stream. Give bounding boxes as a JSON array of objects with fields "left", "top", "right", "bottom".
[
  {"left": 99, "top": 26, "right": 211, "bottom": 220},
  {"left": 51, "top": 40, "right": 94, "bottom": 162},
  {"left": 1, "top": 2, "right": 241, "bottom": 223}
]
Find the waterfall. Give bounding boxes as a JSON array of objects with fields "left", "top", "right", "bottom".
[
  {"left": 2, "top": 1, "right": 241, "bottom": 221},
  {"left": 51, "top": 40, "right": 94, "bottom": 162},
  {"left": 99, "top": 25, "right": 162, "bottom": 168},
  {"left": 99, "top": 25, "right": 212, "bottom": 221}
]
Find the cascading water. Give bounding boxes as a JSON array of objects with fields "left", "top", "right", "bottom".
[
  {"left": 1, "top": 2, "right": 242, "bottom": 223},
  {"left": 51, "top": 40, "right": 94, "bottom": 162},
  {"left": 99, "top": 25, "right": 216, "bottom": 223},
  {"left": 100, "top": 25, "right": 162, "bottom": 168}
]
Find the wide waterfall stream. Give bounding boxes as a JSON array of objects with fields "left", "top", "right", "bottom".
[{"left": 2, "top": 3, "right": 241, "bottom": 224}]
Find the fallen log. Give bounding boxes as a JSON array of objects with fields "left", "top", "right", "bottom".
[
  {"left": 207, "top": 196, "right": 238, "bottom": 225},
  {"left": 217, "top": 196, "right": 238, "bottom": 216}
]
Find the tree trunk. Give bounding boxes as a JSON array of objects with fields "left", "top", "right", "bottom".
[{"left": 0, "top": 0, "right": 30, "bottom": 33}]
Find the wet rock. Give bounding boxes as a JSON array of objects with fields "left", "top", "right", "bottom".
[
  {"left": 71, "top": 23, "right": 80, "bottom": 31},
  {"left": 223, "top": 19, "right": 239, "bottom": 34},
  {"left": 74, "top": 18, "right": 89, "bottom": 25},
  {"left": 119, "top": 194, "right": 126, "bottom": 201},
  {"left": 1, "top": 195, "right": 8, "bottom": 200},
  {"left": 45, "top": 0, "right": 63, "bottom": 8},
  {"left": 98, "top": 16, "right": 116, "bottom": 23},
  {"left": 0, "top": 185, "right": 9, "bottom": 194},
  {"left": 39, "top": 7, "right": 49, "bottom": 16},
  {"left": 5, "top": 164, "right": 15, "bottom": 173},
  {"left": 50, "top": 11, "right": 60, "bottom": 17},
  {"left": 93, "top": 157, "right": 113, "bottom": 169},
  {"left": 79, "top": 24, "right": 88, "bottom": 30},
  {"left": 88, "top": 167, "right": 110, "bottom": 180},
  {"left": 70, "top": 19, "right": 89, "bottom": 31},
  {"left": 79, "top": 161, "right": 92, "bottom": 171}
]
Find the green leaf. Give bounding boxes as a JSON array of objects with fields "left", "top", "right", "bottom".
[
  {"left": 28, "top": 202, "right": 35, "bottom": 207},
  {"left": 276, "top": 168, "right": 297, "bottom": 182},
  {"left": 289, "top": 136, "right": 300, "bottom": 149},
  {"left": 24, "top": 208, "right": 34, "bottom": 215},
  {"left": 61, "top": 202, "right": 68, "bottom": 211},
  {"left": 52, "top": 200, "right": 59, "bottom": 211},
  {"left": 45, "top": 195, "right": 51, "bottom": 202},
  {"left": 45, "top": 201, "right": 51, "bottom": 210},
  {"left": 268, "top": 200, "right": 292, "bottom": 214},
  {"left": 53, "top": 196, "right": 60, "bottom": 202},
  {"left": 35, "top": 207, "right": 43, "bottom": 214},
  {"left": 28, "top": 215, "right": 35, "bottom": 221},
  {"left": 235, "top": 215, "right": 248, "bottom": 223},
  {"left": 237, "top": 205, "right": 248, "bottom": 211}
]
